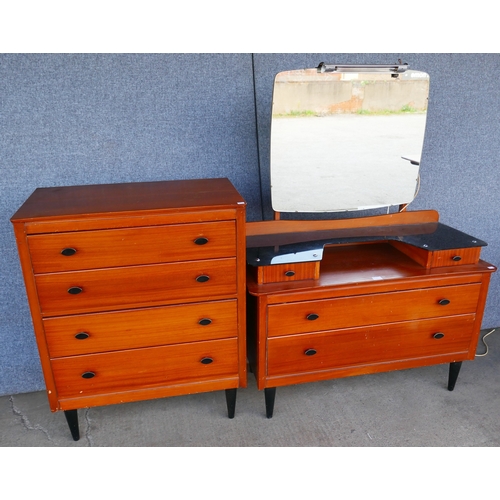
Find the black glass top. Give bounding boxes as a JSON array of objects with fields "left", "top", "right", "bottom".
[{"left": 246, "top": 222, "right": 487, "bottom": 266}]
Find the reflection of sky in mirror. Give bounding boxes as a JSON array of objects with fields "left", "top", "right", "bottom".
[{"left": 271, "top": 114, "right": 426, "bottom": 212}]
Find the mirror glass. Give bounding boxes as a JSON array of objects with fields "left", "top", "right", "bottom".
[{"left": 270, "top": 66, "right": 429, "bottom": 212}]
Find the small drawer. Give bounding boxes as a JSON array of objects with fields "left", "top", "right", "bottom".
[
  {"left": 390, "top": 241, "right": 481, "bottom": 268},
  {"left": 267, "top": 315, "right": 476, "bottom": 377},
  {"left": 51, "top": 338, "right": 239, "bottom": 399},
  {"left": 28, "top": 221, "right": 236, "bottom": 273},
  {"left": 35, "top": 258, "right": 237, "bottom": 316},
  {"left": 429, "top": 248, "right": 481, "bottom": 267},
  {"left": 267, "top": 283, "right": 481, "bottom": 337},
  {"left": 43, "top": 299, "right": 238, "bottom": 357},
  {"left": 251, "top": 261, "right": 320, "bottom": 284}
]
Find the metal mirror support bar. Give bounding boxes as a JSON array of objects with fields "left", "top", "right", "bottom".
[{"left": 317, "top": 62, "right": 409, "bottom": 74}]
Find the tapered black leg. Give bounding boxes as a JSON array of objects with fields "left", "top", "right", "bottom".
[
  {"left": 448, "top": 361, "right": 463, "bottom": 391},
  {"left": 225, "top": 388, "right": 237, "bottom": 418},
  {"left": 265, "top": 387, "right": 276, "bottom": 419},
  {"left": 64, "top": 409, "right": 80, "bottom": 441}
]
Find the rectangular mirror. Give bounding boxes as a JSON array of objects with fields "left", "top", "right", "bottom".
[{"left": 270, "top": 64, "right": 430, "bottom": 213}]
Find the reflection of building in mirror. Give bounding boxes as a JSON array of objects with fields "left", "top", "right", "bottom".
[{"left": 270, "top": 69, "right": 430, "bottom": 213}]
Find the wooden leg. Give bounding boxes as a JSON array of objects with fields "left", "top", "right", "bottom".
[
  {"left": 265, "top": 387, "right": 276, "bottom": 419},
  {"left": 225, "top": 388, "right": 237, "bottom": 419},
  {"left": 64, "top": 409, "right": 80, "bottom": 441},
  {"left": 448, "top": 361, "right": 463, "bottom": 391}
]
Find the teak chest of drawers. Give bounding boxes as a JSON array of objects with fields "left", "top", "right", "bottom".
[
  {"left": 11, "top": 178, "right": 246, "bottom": 440},
  {"left": 246, "top": 211, "right": 496, "bottom": 417}
]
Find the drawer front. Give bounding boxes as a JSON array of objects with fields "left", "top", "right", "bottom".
[
  {"left": 267, "top": 315, "right": 475, "bottom": 377},
  {"left": 28, "top": 221, "right": 236, "bottom": 273},
  {"left": 430, "top": 248, "right": 481, "bottom": 267},
  {"left": 267, "top": 283, "right": 481, "bottom": 337},
  {"left": 36, "top": 258, "right": 237, "bottom": 316},
  {"left": 51, "top": 338, "right": 239, "bottom": 399},
  {"left": 43, "top": 299, "right": 238, "bottom": 357},
  {"left": 253, "top": 262, "right": 320, "bottom": 284}
]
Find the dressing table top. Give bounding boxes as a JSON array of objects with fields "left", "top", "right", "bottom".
[{"left": 246, "top": 211, "right": 487, "bottom": 267}]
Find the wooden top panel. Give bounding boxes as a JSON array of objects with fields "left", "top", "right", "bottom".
[
  {"left": 246, "top": 210, "right": 440, "bottom": 238},
  {"left": 11, "top": 178, "right": 245, "bottom": 222}
]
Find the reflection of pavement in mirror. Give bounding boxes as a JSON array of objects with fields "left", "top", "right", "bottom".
[{"left": 270, "top": 114, "right": 426, "bottom": 212}]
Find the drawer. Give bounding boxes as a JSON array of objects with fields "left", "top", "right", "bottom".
[
  {"left": 28, "top": 221, "right": 236, "bottom": 273},
  {"left": 390, "top": 241, "right": 481, "bottom": 268},
  {"left": 43, "top": 299, "right": 238, "bottom": 357},
  {"left": 267, "top": 315, "right": 476, "bottom": 377},
  {"left": 429, "top": 248, "right": 481, "bottom": 267},
  {"left": 267, "top": 283, "right": 481, "bottom": 337},
  {"left": 251, "top": 261, "right": 320, "bottom": 284},
  {"left": 51, "top": 338, "right": 239, "bottom": 399},
  {"left": 35, "top": 258, "right": 237, "bottom": 316}
]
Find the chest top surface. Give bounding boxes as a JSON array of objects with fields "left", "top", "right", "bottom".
[{"left": 11, "top": 178, "right": 245, "bottom": 222}]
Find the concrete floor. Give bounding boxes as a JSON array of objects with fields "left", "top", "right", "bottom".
[{"left": 1, "top": 328, "right": 499, "bottom": 448}]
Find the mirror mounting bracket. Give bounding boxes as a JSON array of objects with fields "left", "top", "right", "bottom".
[{"left": 317, "top": 62, "right": 409, "bottom": 74}]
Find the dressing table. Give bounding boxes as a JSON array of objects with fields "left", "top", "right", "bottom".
[{"left": 246, "top": 63, "right": 496, "bottom": 418}]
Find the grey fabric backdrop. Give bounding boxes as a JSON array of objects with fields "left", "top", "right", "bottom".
[{"left": 1, "top": 53, "right": 499, "bottom": 396}]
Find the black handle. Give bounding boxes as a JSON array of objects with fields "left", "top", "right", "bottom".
[
  {"left": 200, "top": 357, "right": 213, "bottom": 365},
  {"left": 285, "top": 270, "right": 295, "bottom": 277},
  {"left": 452, "top": 255, "right": 462, "bottom": 261},
  {"left": 438, "top": 299, "right": 450, "bottom": 306},
  {"left": 304, "top": 348, "right": 317, "bottom": 356},
  {"left": 194, "top": 237, "right": 209, "bottom": 245},
  {"left": 81, "top": 371, "right": 95, "bottom": 379},
  {"left": 68, "top": 286, "right": 83, "bottom": 295},
  {"left": 61, "top": 248, "right": 77, "bottom": 256},
  {"left": 75, "top": 332, "right": 89, "bottom": 340},
  {"left": 196, "top": 275, "right": 210, "bottom": 283},
  {"left": 433, "top": 332, "right": 445, "bottom": 339},
  {"left": 306, "top": 313, "right": 319, "bottom": 321},
  {"left": 198, "top": 318, "right": 212, "bottom": 326}
]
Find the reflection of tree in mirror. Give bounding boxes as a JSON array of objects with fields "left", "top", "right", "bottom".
[
  {"left": 274, "top": 110, "right": 318, "bottom": 118},
  {"left": 357, "top": 105, "right": 424, "bottom": 115}
]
